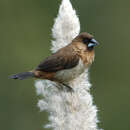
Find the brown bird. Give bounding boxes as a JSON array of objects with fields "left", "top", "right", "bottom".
[{"left": 10, "top": 32, "right": 99, "bottom": 89}]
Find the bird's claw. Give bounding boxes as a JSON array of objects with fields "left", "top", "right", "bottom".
[{"left": 62, "top": 83, "right": 74, "bottom": 93}]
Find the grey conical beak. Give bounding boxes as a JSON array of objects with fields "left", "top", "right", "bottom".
[
  {"left": 90, "top": 38, "right": 99, "bottom": 45},
  {"left": 88, "top": 39, "right": 99, "bottom": 48}
]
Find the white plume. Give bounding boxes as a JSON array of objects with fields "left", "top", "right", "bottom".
[
  {"left": 35, "top": 0, "right": 100, "bottom": 130},
  {"left": 51, "top": 0, "right": 80, "bottom": 52}
]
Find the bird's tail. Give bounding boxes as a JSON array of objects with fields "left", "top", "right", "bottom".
[{"left": 9, "top": 72, "right": 34, "bottom": 80}]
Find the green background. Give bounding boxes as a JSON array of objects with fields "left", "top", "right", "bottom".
[{"left": 1, "top": 0, "right": 130, "bottom": 130}]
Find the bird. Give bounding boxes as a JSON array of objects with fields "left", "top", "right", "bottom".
[{"left": 10, "top": 32, "right": 99, "bottom": 90}]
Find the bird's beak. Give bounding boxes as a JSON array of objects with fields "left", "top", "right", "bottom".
[
  {"left": 88, "top": 38, "right": 99, "bottom": 48},
  {"left": 91, "top": 38, "right": 99, "bottom": 46}
]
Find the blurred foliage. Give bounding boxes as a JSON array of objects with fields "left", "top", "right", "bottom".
[{"left": 0, "top": 0, "right": 130, "bottom": 130}]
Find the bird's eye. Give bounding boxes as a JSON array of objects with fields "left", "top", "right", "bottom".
[{"left": 83, "top": 38, "right": 89, "bottom": 44}]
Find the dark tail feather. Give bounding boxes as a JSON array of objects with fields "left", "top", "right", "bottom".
[{"left": 9, "top": 72, "right": 34, "bottom": 80}]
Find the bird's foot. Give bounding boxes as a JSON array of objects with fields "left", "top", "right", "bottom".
[
  {"left": 54, "top": 81, "right": 74, "bottom": 93},
  {"left": 62, "top": 83, "right": 74, "bottom": 93}
]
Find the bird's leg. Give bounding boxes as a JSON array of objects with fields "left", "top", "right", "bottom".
[
  {"left": 62, "top": 83, "right": 74, "bottom": 93},
  {"left": 53, "top": 82, "right": 63, "bottom": 90},
  {"left": 54, "top": 81, "right": 74, "bottom": 92}
]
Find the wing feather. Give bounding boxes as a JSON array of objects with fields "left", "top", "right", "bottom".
[{"left": 36, "top": 46, "right": 79, "bottom": 72}]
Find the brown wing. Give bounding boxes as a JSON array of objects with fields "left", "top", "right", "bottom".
[{"left": 36, "top": 46, "right": 79, "bottom": 72}]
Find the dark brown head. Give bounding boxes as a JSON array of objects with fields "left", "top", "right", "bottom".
[
  {"left": 71, "top": 32, "right": 99, "bottom": 66},
  {"left": 72, "top": 32, "right": 99, "bottom": 51}
]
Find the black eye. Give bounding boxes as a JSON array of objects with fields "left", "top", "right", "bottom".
[{"left": 83, "top": 38, "right": 89, "bottom": 44}]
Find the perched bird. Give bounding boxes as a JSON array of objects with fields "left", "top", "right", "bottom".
[{"left": 10, "top": 32, "right": 99, "bottom": 89}]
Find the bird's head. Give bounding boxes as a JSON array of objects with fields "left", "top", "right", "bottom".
[
  {"left": 72, "top": 32, "right": 99, "bottom": 66},
  {"left": 72, "top": 32, "right": 99, "bottom": 51}
]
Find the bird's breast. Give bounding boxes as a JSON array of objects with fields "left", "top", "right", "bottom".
[
  {"left": 73, "top": 43, "right": 95, "bottom": 67},
  {"left": 54, "top": 59, "right": 85, "bottom": 83},
  {"left": 78, "top": 50, "right": 95, "bottom": 67}
]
